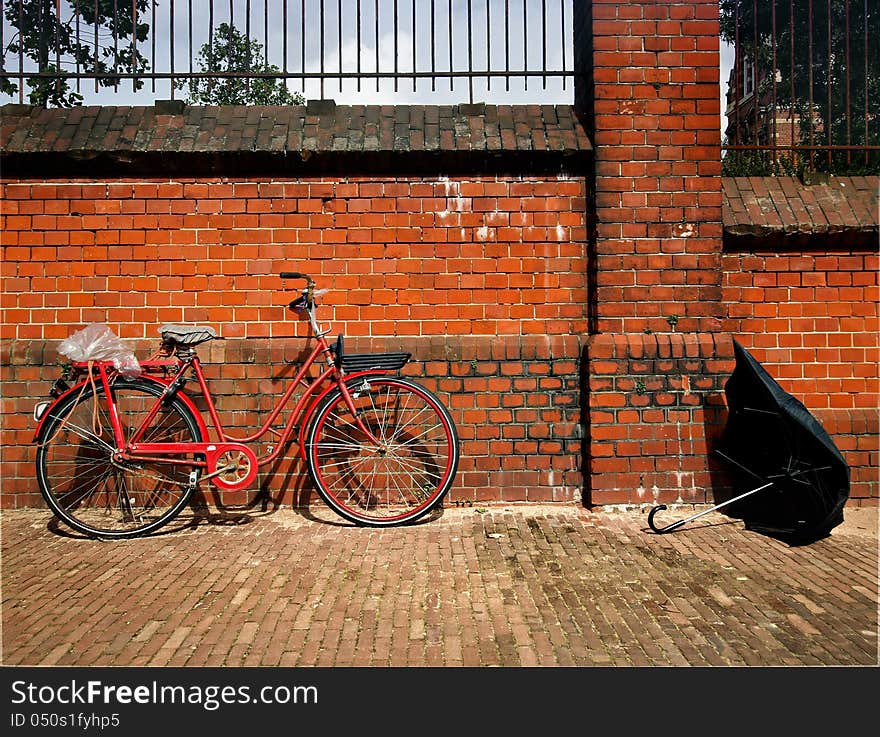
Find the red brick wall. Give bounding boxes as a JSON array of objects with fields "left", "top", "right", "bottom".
[
  {"left": 581, "top": 0, "right": 730, "bottom": 508},
  {"left": 723, "top": 248, "right": 880, "bottom": 504},
  {"left": 587, "top": 0, "right": 723, "bottom": 335},
  {"left": 2, "top": 0, "right": 876, "bottom": 514},
  {"left": 0, "top": 175, "right": 589, "bottom": 508},
  {"left": 585, "top": 332, "right": 733, "bottom": 506}
]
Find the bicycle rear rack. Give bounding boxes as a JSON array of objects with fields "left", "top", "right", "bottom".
[
  {"left": 339, "top": 352, "right": 411, "bottom": 372},
  {"left": 330, "top": 333, "right": 411, "bottom": 372}
]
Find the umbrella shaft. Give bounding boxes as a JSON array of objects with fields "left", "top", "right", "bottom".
[{"left": 672, "top": 482, "right": 776, "bottom": 528}]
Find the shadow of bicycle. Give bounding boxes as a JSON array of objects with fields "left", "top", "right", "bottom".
[{"left": 43, "top": 488, "right": 277, "bottom": 540}]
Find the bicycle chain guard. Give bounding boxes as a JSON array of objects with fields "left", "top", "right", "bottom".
[{"left": 204, "top": 443, "right": 259, "bottom": 491}]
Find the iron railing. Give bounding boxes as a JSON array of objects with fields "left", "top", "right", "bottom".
[
  {"left": 721, "top": 0, "right": 879, "bottom": 174},
  {"left": 1, "top": 0, "right": 577, "bottom": 105}
]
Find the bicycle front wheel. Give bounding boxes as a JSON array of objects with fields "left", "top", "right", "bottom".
[
  {"left": 305, "top": 376, "right": 459, "bottom": 526},
  {"left": 35, "top": 378, "right": 204, "bottom": 539}
]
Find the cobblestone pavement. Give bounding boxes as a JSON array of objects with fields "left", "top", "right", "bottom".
[{"left": 2, "top": 503, "right": 877, "bottom": 667}]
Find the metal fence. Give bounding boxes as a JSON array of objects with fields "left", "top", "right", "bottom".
[
  {"left": 1, "top": 0, "right": 577, "bottom": 106},
  {"left": 721, "top": 0, "right": 878, "bottom": 174}
]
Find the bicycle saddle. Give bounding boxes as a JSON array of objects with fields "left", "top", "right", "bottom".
[{"left": 159, "top": 324, "right": 218, "bottom": 346}]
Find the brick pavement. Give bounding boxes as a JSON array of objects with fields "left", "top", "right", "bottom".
[{"left": 1, "top": 503, "right": 877, "bottom": 667}]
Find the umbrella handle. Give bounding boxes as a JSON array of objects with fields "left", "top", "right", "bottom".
[{"left": 647, "top": 505, "right": 688, "bottom": 534}]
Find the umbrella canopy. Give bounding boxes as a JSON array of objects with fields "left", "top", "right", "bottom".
[{"left": 716, "top": 340, "right": 850, "bottom": 544}]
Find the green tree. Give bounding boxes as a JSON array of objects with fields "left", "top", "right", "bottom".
[
  {"left": 1, "top": 0, "right": 149, "bottom": 107},
  {"left": 176, "top": 23, "right": 304, "bottom": 105},
  {"left": 720, "top": 0, "right": 878, "bottom": 174}
]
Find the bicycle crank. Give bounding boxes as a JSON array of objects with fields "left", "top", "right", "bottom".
[
  {"left": 203, "top": 443, "right": 259, "bottom": 491},
  {"left": 121, "top": 442, "right": 259, "bottom": 492}
]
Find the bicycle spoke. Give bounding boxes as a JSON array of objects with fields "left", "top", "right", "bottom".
[
  {"left": 364, "top": 453, "right": 381, "bottom": 508},
  {"left": 385, "top": 458, "right": 414, "bottom": 503},
  {"left": 52, "top": 419, "right": 116, "bottom": 452},
  {"left": 384, "top": 459, "right": 435, "bottom": 501},
  {"left": 312, "top": 436, "right": 370, "bottom": 451},
  {"left": 386, "top": 408, "right": 434, "bottom": 445},
  {"left": 319, "top": 413, "right": 364, "bottom": 444},
  {"left": 54, "top": 464, "right": 116, "bottom": 509},
  {"left": 45, "top": 455, "right": 111, "bottom": 482},
  {"left": 366, "top": 389, "right": 388, "bottom": 444},
  {"left": 389, "top": 421, "right": 445, "bottom": 449},
  {"left": 383, "top": 452, "right": 443, "bottom": 482},
  {"left": 383, "top": 388, "right": 416, "bottom": 443},
  {"left": 320, "top": 453, "right": 380, "bottom": 489}
]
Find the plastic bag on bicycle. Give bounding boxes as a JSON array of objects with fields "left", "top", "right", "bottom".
[{"left": 57, "top": 323, "right": 142, "bottom": 378}]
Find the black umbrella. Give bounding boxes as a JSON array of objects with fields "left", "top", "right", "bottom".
[{"left": 648, "top": 340, "right": 849, "bottom": 544}]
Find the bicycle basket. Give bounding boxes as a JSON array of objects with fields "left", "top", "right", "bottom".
[{"left": 339, "top": 352, "right": 411, "bottom": 372}]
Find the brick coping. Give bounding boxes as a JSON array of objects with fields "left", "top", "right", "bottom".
[
  {"left": 722, "top": 175, "right": 879, "bottom": 249},
  {"left": 0, "top": 102, "right": 592, "bottom": 177}
]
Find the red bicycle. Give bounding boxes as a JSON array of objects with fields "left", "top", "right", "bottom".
[{"left": 33, "top": 272, "right": 459, "bottom": 538}]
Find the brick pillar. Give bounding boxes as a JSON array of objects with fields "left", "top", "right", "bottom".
[{"left": 575, "top": 0, "right": 732, "bottom": 507}]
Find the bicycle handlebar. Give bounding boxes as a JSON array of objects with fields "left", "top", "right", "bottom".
[
  {"left": 282, "top": 271, "right": 312, "bottom": 311},
  {"left": 282, "top": 271, "right": 324, "bottom": 317}
]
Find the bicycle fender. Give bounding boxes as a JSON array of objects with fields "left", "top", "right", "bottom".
[
  {"left": 32, "top": 374, "right": 209, "bottom": 443},
  {"left": 296, "top": 370, "right": 393, "bottom": 458}
]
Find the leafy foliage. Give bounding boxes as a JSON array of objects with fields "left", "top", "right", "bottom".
[
  {"left": 175, "top": 23, "right": 304, "bottom": 106},
  {"left": 1, "top": 0, "right": 149, "bottom": 107},
  {"left": 720, "top": 0, "right": 879, "bottom": 174},
  {"left": 721, "top": 150, "right": 802, "bottom": 178}
]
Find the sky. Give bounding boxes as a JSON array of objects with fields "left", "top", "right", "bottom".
[{"left": 2, "top": 0, "right": 734, "bottom": 133}]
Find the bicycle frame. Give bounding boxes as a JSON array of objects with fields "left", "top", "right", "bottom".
[{"left": 34, "top": 322, "right": 390, "bottom": 492}]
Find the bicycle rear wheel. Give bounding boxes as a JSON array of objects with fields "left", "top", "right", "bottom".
[
  {"left": 35, "top": 378, "right": 204, "bottom": 539},
  {"left": 305, "top": 376, "right": 459, "bottom": 526}
]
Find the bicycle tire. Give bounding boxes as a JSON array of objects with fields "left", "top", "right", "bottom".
[
  {"left": 35, "top": 378, "right": 204, "bottom": 539},
  {"left": 305, "top": 376, "right": 459, "bottom": 526}
]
